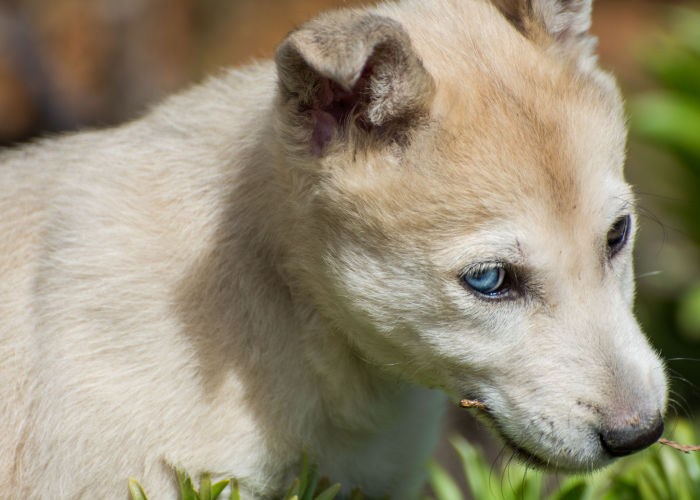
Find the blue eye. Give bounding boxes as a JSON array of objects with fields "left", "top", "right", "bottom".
[{"left": 461, "top": 265, "right": 507, "bottom": 296}]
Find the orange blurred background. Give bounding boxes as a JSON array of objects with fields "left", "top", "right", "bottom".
[{"left": 0, "top": 0, "right": 692, "bottom": 145}]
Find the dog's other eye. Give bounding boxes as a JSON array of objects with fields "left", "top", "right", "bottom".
[
  {"left": 607, "top": 214, "right": 631, "bottom": 258},
  {"left": 461, "top": 265, "right": 508, "bottom": 297}
]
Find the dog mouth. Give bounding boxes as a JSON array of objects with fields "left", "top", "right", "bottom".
[
  {"left": 460, "top": 398, "right": 670, "bottom": 472},
  {"left": 459, "top": 398, "right": 583, "bottom": 471},
  {"left": 494, "top": 427, "right": 554, "bottom": 470}
]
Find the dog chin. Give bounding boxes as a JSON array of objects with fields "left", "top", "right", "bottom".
[
  {"left": 500, "top": 433, "right": 613, "bottom": 473},
  {"left": 477, "top": 412, "right": 614, "bottom": 473}
]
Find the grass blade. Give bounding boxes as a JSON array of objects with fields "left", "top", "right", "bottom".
[
  {"left": 129, "top": 478, "right": 149, "bottom": 500},
  {"left": 451, "top": 437, "right": 492, "bottom": 500},
  {"left": 283, "top": 479, "right": 301, "bottom": 500},
  {"left": 301, "top": 464, "right": 319, "bottom": 500},
  {"left": 200, "top": 473, "right": 212, "bottom": 500},
  {"left": 427, "top": 461, "right": 463, "bottom": 500},
  {"left": 314, "top": 483, "right": 341, "bottom": 500},
  {"left": 176, "top": 469, "right": 198, "bottom": 500},
  {"left": 209, "top": 479, "right": 229, "bottom": 500}
]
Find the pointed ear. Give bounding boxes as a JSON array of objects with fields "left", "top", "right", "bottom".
[
  {"left": 493, "top": 0, "right": 593, "bottom": 45},
  {"left": 275, "top": 11, "right": 434, "bottom": 156},
  {"left": 531, "top": 0, "right": 592, "bottom": 42}
]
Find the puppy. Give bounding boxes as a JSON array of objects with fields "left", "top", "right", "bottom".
[{"left": 0, "top": 0, "right": 667, "bottom": 498}]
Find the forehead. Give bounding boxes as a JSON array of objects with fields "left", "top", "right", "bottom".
[
  {"left": 324, "top": 2, "right": 631, "bottom": 247},
  {"left": 329, "top": 79, "right": 629, "bottom": 259},
  {"left": 415, "top": 60, "right": 627, "bottom": 233},
  {"left": 436, "top": 67, "right": 624, "bottom": 207},
  {"left": 388, "top": 0, "right": 627, "bottom": 213}
]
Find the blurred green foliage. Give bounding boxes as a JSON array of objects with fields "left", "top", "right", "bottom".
[
  {"left": 428, "top": 419, "right": 700, "bottom": 500},
  {"left": 130, "top": 420, "right": 700, "bottom": 500},
  {"left": 129, "top": 471, "right": 234, "bottom": 500},
  {"left": 129, "top": 453, "right": 347, "bottom": 500},
  {"left": 629, "top": 4, "right": 700, "bottom": 410}
]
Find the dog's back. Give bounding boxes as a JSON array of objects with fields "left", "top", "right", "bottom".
[{"left": 0, "top": 64, "right": 293, "bottom": 496}]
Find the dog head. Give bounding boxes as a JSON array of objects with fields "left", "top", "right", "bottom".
[{"left": 274, "top": 0, "right": 667, "bottom": 471}]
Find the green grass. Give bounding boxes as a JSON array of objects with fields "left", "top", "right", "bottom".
[
  {"left": 129, "top": 452, "right": 346, "bottom": 500},
  {"left": 130, "top": 420, "right": 700, "bottom": 500},
  {"left": 427, "top": 419, "right": 700, "bottom": 500}
]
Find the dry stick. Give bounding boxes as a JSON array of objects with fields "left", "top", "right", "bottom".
[
  {"left": 658, "top": 438, "right": 700, "bottom": 453},
  {"left": 459, "top": 399, "right": 488, "bottom": 411}
]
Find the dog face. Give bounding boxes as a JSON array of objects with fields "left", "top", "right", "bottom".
[{"left": 274, "top": 0, "right": 667, "bottom": 471}]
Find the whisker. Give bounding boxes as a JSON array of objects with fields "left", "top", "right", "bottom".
[
  {"left": 665, "top": 394, "right": 685, "bottom": 419},
  {"left": 668, "top": 369, "right": 700, "bottom": 397},
  {"left": 666, "top": 388, "right": 692, "bottom": 418},
  {"left": 521, "top": 463, "right": 532, "bottom": 500},
  {"left": 635, "top": 212, "right": 669, "bottom": 258},
  {"left": 499, "top": 448, "right": 518, "bottom": 500},
  {"left": 636, "top": 270, "right": 663, "bottom": 279},
  {"left": 633, "top": 190, "right": 685, "bottom": 203},
  {"left": 489, "top": 446, "right": 507, "bottom": 498}
]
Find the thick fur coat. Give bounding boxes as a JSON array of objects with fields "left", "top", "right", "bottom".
[{"left": 0, "top": 0, "right": 667, "bottom": 498}]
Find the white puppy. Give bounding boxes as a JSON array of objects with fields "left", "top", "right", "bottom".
[{"left": 0, "top": 0, "right": 667, "bottom": 498}]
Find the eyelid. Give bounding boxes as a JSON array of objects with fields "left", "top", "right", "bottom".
[
  {"left": 461, "top": 261, "right": 503, "bottom": 275},
  {"left": 607, "top": 213, "right": 632, "bottom": 259},
  {"left": 458, "top": 261, "right": 522, "bottom": 301}
]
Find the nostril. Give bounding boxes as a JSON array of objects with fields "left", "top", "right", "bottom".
[{"left": 600, "top": 411, "right": 664, "bottom": 457}]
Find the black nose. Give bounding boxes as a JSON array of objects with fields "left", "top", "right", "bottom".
[{"left": 600, "top": 411, "right": 664, "bottom": 457}]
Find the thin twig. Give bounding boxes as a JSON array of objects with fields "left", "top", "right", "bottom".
[
  {"left": 459, "top": 399, "right": 488, "bottom": 411},
  {"left": 658, "top": 438, "right": 700, "bottom": 453}
]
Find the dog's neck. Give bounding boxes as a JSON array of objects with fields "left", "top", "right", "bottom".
[
  {"left": 180, "top": 140, "right": 428, "bottom": 436},
  {"left": 169, "top": 114, "right": 444, "bottom": 493}
]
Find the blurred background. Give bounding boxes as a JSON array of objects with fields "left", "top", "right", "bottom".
[{"left": 1, "top": 0, "right": 699, "bottom": 495}]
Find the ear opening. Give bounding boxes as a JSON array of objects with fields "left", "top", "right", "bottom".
[
  {"left": 307, "top": 61, "right": 375, "bottom": 157},
  {"left": 275, "top": 11, "right": 434, "bottom": 156}
]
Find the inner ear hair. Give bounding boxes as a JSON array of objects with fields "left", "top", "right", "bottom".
[{"left": 275, "top": 11, "right": 434, "bottom": 155}]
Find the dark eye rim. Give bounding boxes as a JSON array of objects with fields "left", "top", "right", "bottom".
[
  {"left": 607, "top": 214, "right": 631, "bottom": 259},
  {"left": 458, "top": 262, "right": 518, "bottom": 300}
]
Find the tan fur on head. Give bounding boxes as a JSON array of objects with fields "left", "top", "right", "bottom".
[{"left": 0, "top": 0, "right": 666, "bottom": 498}]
